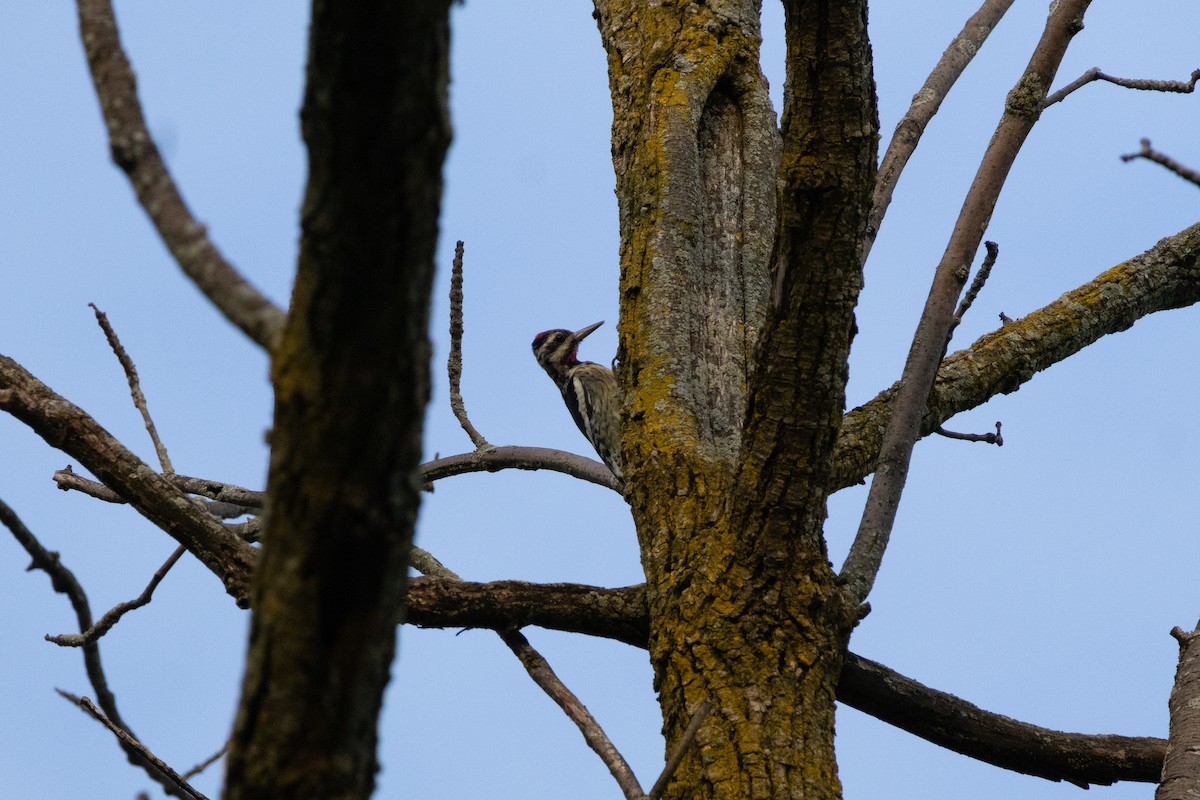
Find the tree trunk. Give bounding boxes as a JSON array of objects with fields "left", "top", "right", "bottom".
[
  {"left": 223, "top": 3, "right": 451, "bottom": 799},
  {"left": 594, "top": 0, "right": 876, "bottom": 797}
]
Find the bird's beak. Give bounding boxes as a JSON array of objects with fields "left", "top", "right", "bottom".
[{"left": 572, "top": 321, "right": 604, "bottom": 342}]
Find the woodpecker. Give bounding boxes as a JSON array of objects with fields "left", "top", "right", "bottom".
[{"left": 532, "top": 321, "right": 623, "bottom": 481}]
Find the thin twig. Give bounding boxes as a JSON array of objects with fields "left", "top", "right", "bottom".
[
  {"left": 840, "top": 0, "right": 1093, "bottom": 606},
  {"left": 0, "top": 498, "right": 193, "bottom": 798},
  {"left": 408, "top": 546, "right": 644, "bottom": 799},
  {"left": 74, "top": 0, "right": 285, "bottom": 349},
  {"left": 648, "top": 699, "right": 711, "bottom": 799},
  {"left": 935, "top": 421, "right": 1003, "bottom": 446},
  {"left": 54, "top": 467, "right": 265, "bottom": 513},
  {"left": 88, "top": 303, "right": 174, "bottom": 473},
  {"left": 1121, "top": 139, "right": 1200, "bottom": 188},
  {"left": 54, "top": 470, "right": 262, "bottom": 520},
  {"left": 447, "top": 240, "right": 492, "bottom": 450},
  {"left": 864, "top": 0, "right": 1016, "bottom": 265},
  {"left": 1045, "top": 67, "right": 1200, "bottom": 107},
  {"left": 47, "top": 545, "right": 186, "bottom": 647},
  {"left": 951, "top": 241, "right": 999, "bottom": 331},
  {"left": 58, "top": 691, "right": 210, "bottom": 800},
  {"left": 181, "top": 740, "right": 230, "bottom": 781}
]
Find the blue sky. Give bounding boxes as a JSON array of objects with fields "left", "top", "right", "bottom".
[{"left": 1, "top": 2, "right": 1198, "bottom": 798}]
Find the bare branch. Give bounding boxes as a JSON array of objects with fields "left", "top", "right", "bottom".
[
  {"left": 89, "top": 304, "right": 175, "bottom": 473},
  {"left": 1045, "top": 67, "right": 1200, "bottom": 107},
  {"left": 406, "top": 578, "right": 1165, "bottom": 786},
  {"left": 1, "top": 498, "right": 127, "bottom": 725},
  {"left": 170, "top": 475, "right": 264, "bottom": 509},
  {"left": 47, "top": 545, "right": 185, "bottom": 647},
  {"left": 648, "top": 699, "right": 711, "bottom": 799},
  {"left": 74, "top": 0, "right": 285, "bottom": 349},
  {"left": 1122, "top": 138, "right": 1200, "bottom": 188},
  {"left": 408, "top": 554, "right": 643, "bottom": 798},
  {"left": 58, "top": 691, "right": 210, "bottom": 800},
  {"left": 181, "top": 741, "right": 230, "bottom": 782},
  {"left": 500, "top": 628, "right": 644, "bottom": 800},
  {"left": 420, "top": 445, "right": 622, "bottom": 492},
  {"left": 1, "top": 498, "right": 196, "bottom": 798},
  {"left": 840, "top": 0, "right": 1093, "bottom": 605},
  {"left": 0, "top": 355, "right": 255, "bottom": 604},
  {"left": 54, "top": 467, "right": 261, "bottom": 518},
  {"left": 865, "top": 0, "right": 1016, "bottom": 264},
  {"left": 838, "top": 652, "right": 1163, "bottom": 787},
  {"left": 447, "top": 240, "right": 492, "bottom": 450},
  {"left": 406, "top": 576, "right": 648, "bottom": 646},
  {"left": 830, "top": 218, "right": 1200, "bottom": 493}
]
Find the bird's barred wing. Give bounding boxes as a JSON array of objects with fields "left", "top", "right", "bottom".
[{"left": 562, "top": 374, "right": 593, "bottom": 441}]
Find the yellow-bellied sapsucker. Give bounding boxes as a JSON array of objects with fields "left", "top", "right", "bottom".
[{"left": 532, "top": 321, "right": 622, "bottom": 481}]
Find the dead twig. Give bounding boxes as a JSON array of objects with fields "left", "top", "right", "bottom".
[
  {"left": 47, "top": 545, "right": 186, "bottom": 647},
  {"left": 57, "top": 691, "right": 209, "bottom": 800},
  {"left": 181, "top": 740, "right": 230, "bottom": 781},
  {"left": 89, "top": 303, "right": 174, "bottom": 473},
  {"left": 935, "top": 421, "right": 1003, "bottom": 446},
  {"left": 501, "top": 627, "right": 644, "bottom": 800},
  {"left": 54, "top": 467, "right": 264, "bottom": 515},
  {"left": 447, "top": 240, "right": 492, "bottom": 450},
  {"left": 1121, "top": 139, "right": 1200, "bottom": 188},
  {"left": 950, "top": 241, "right": 999, "bottom": 334},
  {"left": 1045, "top": 67, "right": 1200, "bottom": 107},
  {"left": 1, "top": 497, "right": 193, "bottom": 798}
]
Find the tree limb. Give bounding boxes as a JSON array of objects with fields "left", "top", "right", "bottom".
[
  {"left": 74, "top": 0, "right": 285, "bottom": 350},
  {"left": 421, "top": 445, "right": 621, "bottom": 492},
  {"left": 405, "top": 577, "right": 1165, "bottom": 786},
  {"left": 841, "top": 0, "right": 1094, "bottom": 606},
  {"left": 0, "top": 355, "right": 255, "bottom": 604},
  {"left": 830, "top": 218, "right": 1200, "bottom": 492}
]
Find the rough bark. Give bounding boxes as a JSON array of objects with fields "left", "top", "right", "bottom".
[
  {"left": 594, "top": 0, "right": 876, "bottom": 796},
  {"left": 222, "top": 3, "right": 451, "bottom": 799}
]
